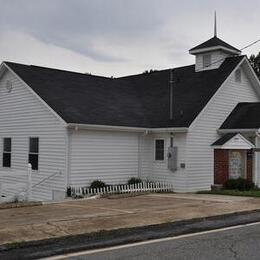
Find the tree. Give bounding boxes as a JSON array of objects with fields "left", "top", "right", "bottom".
[{"left": 249, "top": 52, "right": 260, "bottom": 79}]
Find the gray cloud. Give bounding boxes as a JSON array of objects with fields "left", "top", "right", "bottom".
[
  {"left": 0, "top": 0, "right": 166, "bottom": 62},
  {"left": 0, "top": 0, "right": 259, "bottom": 76}
]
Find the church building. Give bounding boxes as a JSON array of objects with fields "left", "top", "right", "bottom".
[{"left": 0, "top": 21, "right": 260, "bottom": 201}]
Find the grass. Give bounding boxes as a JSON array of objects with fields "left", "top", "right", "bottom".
[{"left": 197, "top": 189, "right": 260, "bottom": 197}]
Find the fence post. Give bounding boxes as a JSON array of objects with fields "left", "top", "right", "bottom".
[
  {"left": 0, "top": 182, "right": 2, "bottom": 199},
  {"left": 27, "top": 163, "right": 32, "bottom": 201}
]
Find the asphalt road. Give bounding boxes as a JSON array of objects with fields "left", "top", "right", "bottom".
[{"left": 63, "top": 222, "right": 260, "bottom": 260}]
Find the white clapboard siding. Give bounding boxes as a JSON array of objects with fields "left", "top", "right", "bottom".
[
  {"left": 195, "top": 51, "right": 230, "bottom": 72},
  {"left": 150, "top": 133, "right": 187, "bottom": 192},
  {"left": 0, "top": 69, "right": 67, "bottom": 201},
  {"left": 69, "top": 130, "right": 140, "bottom": 186},
  {"left": 139, "top": 134, "right": 153, "bottom": 180},
  {"left": 0, "top": 170, "right": 28, "bottom": 199},
  {"left": 186, "top": 62, "right": 260, "bottom": 191}
]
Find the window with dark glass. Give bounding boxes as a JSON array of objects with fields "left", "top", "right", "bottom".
[
  {"left": 3, "top": 138, "right": 11, "bottom": 167},
  {"left": 29, "top": 137, "right": 39, "bottom": 170},
  {"left": 155, "top": 139, "right": 164, "bottom": 161}
]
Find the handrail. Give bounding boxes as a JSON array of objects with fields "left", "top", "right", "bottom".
[
  {"left": 0, "top": 166, "right": 61, "bottom": 202},
  {"left": 32, "top": 171, "right": 61, "bottom": 189}
]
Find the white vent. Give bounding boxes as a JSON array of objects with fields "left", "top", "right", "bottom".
[{"left": 6, "top": 80, "right": 13, "bottom": 93}]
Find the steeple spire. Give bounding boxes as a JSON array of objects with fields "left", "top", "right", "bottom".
[{"left": 214, "top": 11, "right": 217, "bottom": 37}]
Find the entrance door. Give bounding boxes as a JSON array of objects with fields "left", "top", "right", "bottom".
[{"left": 229, "top": 150, "right": 246, "bottom": 179}]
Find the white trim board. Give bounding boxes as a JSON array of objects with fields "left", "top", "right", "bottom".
[{"left": 213, "top": 133, "right": 255, "bottom": 150}]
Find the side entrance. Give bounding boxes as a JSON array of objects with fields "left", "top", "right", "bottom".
[
  {"left": 214, "top": 149, "right": 253, "bottom": 184},
  {"left": 212, "top": 133, "right": 255, "bottom": 185}
]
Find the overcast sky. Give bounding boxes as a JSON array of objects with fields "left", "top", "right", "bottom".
[{"left": 0, "top": 0, "right": 259, "bottom": 77}]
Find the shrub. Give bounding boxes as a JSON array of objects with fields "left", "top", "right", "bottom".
[
  {"left": 66, "top": 186, "right": 72, "bottom": 197},
  {"left": 127, "top": 177, "right": 142, "bottom": 185},
  {"left": 90, "top": 180, "right": 107, "bottom": 189},
  {"left": 224, "top": 178, "right": 255, "bottom": 191}
]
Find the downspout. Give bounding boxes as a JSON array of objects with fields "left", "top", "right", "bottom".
[
  {"left": 138, "top": 134, "right": 141, "bottom": 178},
  {"left": 65, "top": 129, "right": 72, "bottom": 194},
  {"left": 255, "top": 130, "right": 260, "bottom": 185}
]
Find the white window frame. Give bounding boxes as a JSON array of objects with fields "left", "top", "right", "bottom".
[
  {"left": 28, "top": 137, "right": 39, "bottom": 171},
  {"left": 154, "top": 139, "right": 165, "bottom": 161},
  {"left": 2, "top": 137, "right": 12, "bottom": 168},
  {"left": 203, "top": 54, "right": 211, "bottom": 68}
]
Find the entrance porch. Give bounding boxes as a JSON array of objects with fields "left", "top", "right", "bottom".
[{"left": 212, "top": 133, "right": 255, "bottom": 185}]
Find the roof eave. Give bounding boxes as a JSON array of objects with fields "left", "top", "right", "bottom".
[
  {"left": 212, "top": 133, "right": 255, "bottom": 149},
  {"left": 189, "top": 46, "right": 241, "bottom": 55},
  {"left": 67, "top": 123, "right": 189, "bottom": 133}
]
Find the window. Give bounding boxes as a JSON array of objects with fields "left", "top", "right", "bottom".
[
  {"left": 29, "top": 137, "right": 39, "bottom": 170},
  {"left": 155, "top": 139, "right": 164, "bottom": 161},
  {"left": 3, "top": 138, "right": 11, "bottom": 168},
  {"left": 203, "top": 54, "right": 211, "bottom": 68},
  {"left": 235, "top": 69, "right": 241, "bottom": 82}
]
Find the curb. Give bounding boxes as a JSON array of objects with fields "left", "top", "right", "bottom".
[
  {"left": 1, "top": 209, "right": 260, "bottom": 259},
  {"left": 0, "top": 201, "right": 42, "bottom": 210}
]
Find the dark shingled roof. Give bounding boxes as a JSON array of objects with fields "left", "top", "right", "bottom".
[
  {"left": 189, "top": 36, "right": 240, "bottom": 53},
  {"left": 5, "top": 55, "right": 244, "bottom": 128},
  {"left": 211, "top": 133, "right": 237, "bottom": 146},
  {"left": 220, "top": 102, "right": 260, "bottom": 129}
]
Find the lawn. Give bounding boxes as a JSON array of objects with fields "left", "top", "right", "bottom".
[{"left": 198, "top": 189, "right": 260, "bottom": 197}]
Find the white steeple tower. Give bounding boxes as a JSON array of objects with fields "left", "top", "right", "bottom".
[{"left": 189, "top": 13, "right": 241, "bottom": 72}]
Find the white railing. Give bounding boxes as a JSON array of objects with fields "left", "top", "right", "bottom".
[
  {"left": 0, "top": 164, "right": 32, "bottom": 203},
  {"left": 69, "top": 182, "right": 174, "bottom": 197}
]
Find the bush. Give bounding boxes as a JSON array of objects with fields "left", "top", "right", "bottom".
[
  {"left": 67, "top": 186, "right": 72, "bottom": 197},
  {"left": 224, "top": 178, "right": 255, "bottom": 191},
  {"left": 90, "top": 180, "right": 107, "bottom": 189},
  {"left": 127, "top": 177, "right": 142, "bottom": 185}
]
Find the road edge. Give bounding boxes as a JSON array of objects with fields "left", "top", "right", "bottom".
[{"left": 1, "top": 209, "right": 260, "bottom": 259}]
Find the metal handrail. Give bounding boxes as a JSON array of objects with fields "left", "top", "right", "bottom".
[{"left": 32, "top": 171, "right": 61, "bottom": 189}]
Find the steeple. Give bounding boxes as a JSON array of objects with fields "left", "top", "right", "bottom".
[
  {"left": 214, "top": 11, "right": 217, "bottom": 37},
  {"left": 189, "top": 13, "right": 241, "bottom": 71}
]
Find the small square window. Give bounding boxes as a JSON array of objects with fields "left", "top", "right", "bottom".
[
  {"left": 155, "top": 139, "right": 164, "bottom": 161},
  {"left": 235, "top": 69, "right": 241, "bottom": 82},
  {"left": 203, "top": 54, "right": 211, "bottom": 68}
]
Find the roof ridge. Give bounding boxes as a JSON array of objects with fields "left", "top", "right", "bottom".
[
  {"left": 118, "top": 64, "right": 195, "bottom": 79},
  {"left": 4, "top": 61, "right": 110, "bottom": 80}
]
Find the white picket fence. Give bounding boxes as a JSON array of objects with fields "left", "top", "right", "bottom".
[
  {"left": 69, "top": 182, "right": 174, "bottom": 197},
  {"left": 0, "top": 164, "right": 32, "bottom": 203}
]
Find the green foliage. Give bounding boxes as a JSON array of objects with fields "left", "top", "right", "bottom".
[
  {"left": 224, "top": 178, "right": 255, "bottom": 191},
  {"left": 127, "top": 177, "right": 142, "bottom": 185},
  {"left": 90, "top": 180, "right": 107, "bottom": 189},
  {"left": 249, "top": 52, "right": 260, "bottom": 79}
]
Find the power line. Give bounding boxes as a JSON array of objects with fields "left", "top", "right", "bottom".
[
  {"left": 201, "top": 38, "right": 260, "bottom": 70},
  {"left": 240, "top": 39, "right": 260, "bottom": 51}
]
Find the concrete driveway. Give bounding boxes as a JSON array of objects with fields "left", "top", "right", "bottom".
[{"left": 1, "top": 193, "right": 260, "bottom": 246}]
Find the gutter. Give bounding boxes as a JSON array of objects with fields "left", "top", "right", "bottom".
[{"left": 67, "top": 123, "right": 189, "bottom": 133}]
